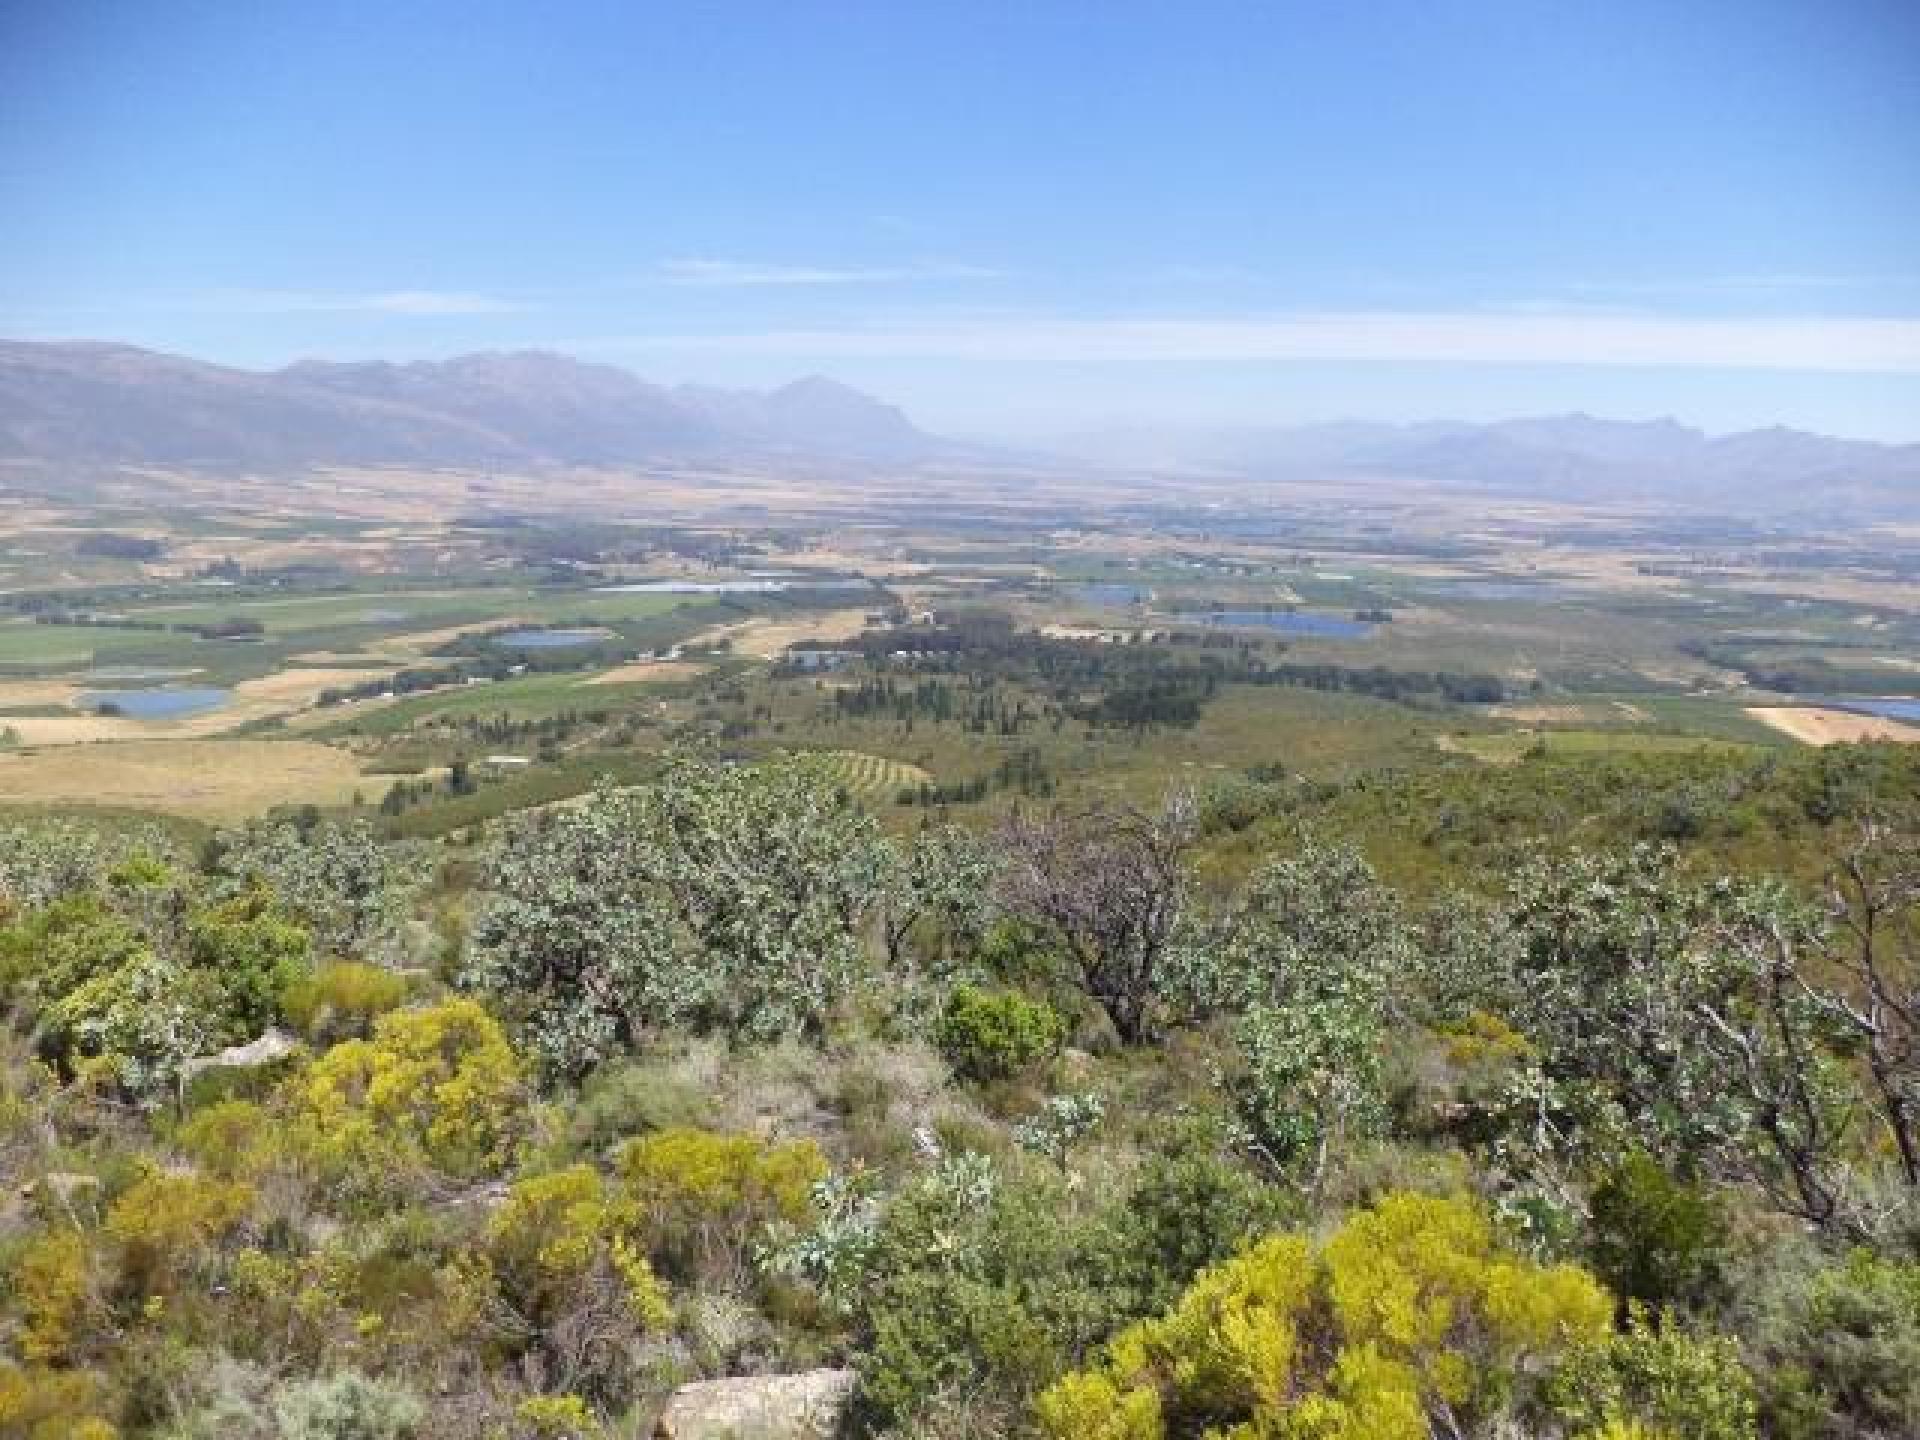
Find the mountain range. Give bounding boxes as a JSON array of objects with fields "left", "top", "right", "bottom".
[
  {"left": 3, "top": 340, "right": 1916, "bottom": 518},
  {"left": 0, "top": 341, "right": 940, "bottom": 470},
  {"left": 1059, "top": 414, "right": 1920, "bottom": 517}
]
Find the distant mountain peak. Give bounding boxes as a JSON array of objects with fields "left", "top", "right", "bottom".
[
  {"left": 1053, "top": 409, "right": 1920, "bottom": 519},
  {"left": 0, "top": 339, "right": 948, "bottom": 470}
]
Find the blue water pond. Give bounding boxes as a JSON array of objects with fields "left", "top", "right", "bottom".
[
  {"left": 1813, "top": 696, "right": 1920, "bottom": 723},
  {"left": 83, "top": 688, "right": 232, "bottom": 718},
  {"left": 491, "top": 628, "right": 607, "bottom": 648},
  {"left": 1075, "top": 582, "right": 1151, "bottom": 607}
]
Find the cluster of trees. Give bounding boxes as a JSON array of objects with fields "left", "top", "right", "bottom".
[
  {"left": 1244, "top": 660, "right": 1504, "bottom": 704},
  {"left": 815, "top": 614, "right": 1507, "bottom": 735},
  {"left": 1680, "top": 638, "right": 1920, "bottom": 700},
  {"left": 319, "top": 658, "right": 609, "bottom": 710},
  {"left": 828, "top": 678, "right": 1045, "bottom": 738},
  {"left": 3, "top": 746, "right": 1918, "bottom": 1438},
  {"left": 29, "top": 612, "right": 265, "bottom": 640},
  {"left": 898, "top": 746, "right": 1058, "bottom": 809},
  {"left": 73, "top": 535, "right": 164, "bottom": 562}
]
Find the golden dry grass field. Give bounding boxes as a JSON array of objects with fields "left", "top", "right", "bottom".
[
  {"left": 1747, "top": 706, "right": 1920, "bottom": 745},
  {"left": 0, "top": 739, "right": 385, "bottom": 821}
]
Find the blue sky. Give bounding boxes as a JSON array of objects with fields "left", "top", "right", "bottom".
[{"left": 3, "top": 1, "right": 1917, "bottom": 439}]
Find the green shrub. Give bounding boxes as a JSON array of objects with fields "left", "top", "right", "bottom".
[
  {"left": 270, "top": 1371, "right": 424, "bottom": 1440},
  {"left": 1587, "top": 1152, "right": 1725, "bottom": 1312},
  {"left": 936, "top": 985, "right": 1068, "bottom": 1083},
  {"left": 1115, "top": 1149, "right": 1293, "bottom": 1312},
  {"left": 1549, "top": 1316, "right": 1758, "bottom": 1440},
  {"left": 1749, "top": 1249, "right": 1920, "bottom": 1438},
  {"left": 859, "top": 1271, "right": 1055, "bottom": 1433},
  {"left": 174, "top": 1101, "right": 277, "bottom": 1180},
  {"left": 281, "top": 962, "right": 409, "bottom": 1044}
]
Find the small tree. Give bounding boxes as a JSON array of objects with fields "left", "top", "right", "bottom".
[
  {"left": 1183, "top": 840, "right": 1413, "bottom": 1184},
  {"left": 1820, "top": 819, "right": 1919, "bottom": 1190},
  {"left": 640, "top": 754, "right": 892, "bottom": 1039},
  {"left": 996, "top": 791, "right": 1195, "bottom": 1044},
  {"left": 466, "top": 795, "right": 692, "bottom": 1080},
  {"left": 1686, "top": 881, "right": 1862, "bottom": 1234},
  {"left": 210, "top": 818, "right": 417, "bottom": 960},
  {"left": 467, "top": 756, "right": 894, "bottom": 1073},
  {"left": 878, "top": 822, "right": 999, "bottom": 971}
]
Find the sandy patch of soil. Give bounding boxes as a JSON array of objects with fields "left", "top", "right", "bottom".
[
  {"left": 584, "top": 661, "right": 707, "bottom": 686},
  {"left": 1489, "top": 703, "right": 1600, "bottom": 726},
  {"left": 1747, "top": 707, "right": 1920, "bottom": 746},
  {"left": 696, "top": 608, "right": 875, "bottom": 660},
  {"left": 233, "top": 667, "right": 394, "bottom": 706},
  {"left": 0, "top": 679, "right": 82, "bottom": 709}
]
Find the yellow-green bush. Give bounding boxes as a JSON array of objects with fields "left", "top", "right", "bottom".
[
  {"left": 515, "top": 1393, "right": 602, "bottom": 1438},
  {"left": 288, "top": 999, "right": 525, "bottom": 1199},
  {"left": 487, "top": 1164, "right": 671, "bottom": 1330},
  {"left": 104, "top": 1170, "right": 254, "bottom": 1299},
  {"left": 281, "top": 961, "right": 410, "bottom": 1044},
  {"left": 1036, "top": 1192, "right": 1612, "bottom": 1440},
  {"left": 0, "top": 1363, "right": 118, "bottom": 1439},
  {"left": 174, "top": 1099, "right": 279, "bottom": 1179},
  {"left": 7, "top": 1229, "right": 96, "bottom": 1365},
  {"left": 617, "top": 1127, "right": 827, "bottom": 1281}
]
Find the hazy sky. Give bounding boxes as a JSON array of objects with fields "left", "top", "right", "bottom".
[{"left": 4, "top": 1, "right": 1918, "bottom": 440}]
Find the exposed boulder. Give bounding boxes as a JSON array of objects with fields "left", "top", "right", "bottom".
[
  {"left": 652, "top": 1368, "right": 855, "bottom": 1440},
  {"left": 179, "top": 1026, "right": 301, "bottom": 1082}
]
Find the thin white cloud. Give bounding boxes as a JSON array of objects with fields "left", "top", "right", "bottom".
[
  {"left": 359, "top": 290, "right": 520, "bottom": 315},
  {"left": 655, "top": 258, "right": 1000, "bottom": 288},
  {"left": 586, "top": 310, "right": 1920, "bottom": 374},
  {"left": 1563, "top": 273, "right": 1920, "bottom": 299},
  {"left": 193, "top": 288, "right": 524, "bottom": 316}
]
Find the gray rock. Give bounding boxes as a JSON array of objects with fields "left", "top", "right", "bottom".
[{"left": 652, "top": 1368, "right": 855, "bottom": 1440}]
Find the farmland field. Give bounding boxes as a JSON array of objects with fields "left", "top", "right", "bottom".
[
  {"left": 0, "top": 738, "right": 385, "bottom": 821},
  {"left": 0, "top": 472, "right": 1912, "bottom": 835}
]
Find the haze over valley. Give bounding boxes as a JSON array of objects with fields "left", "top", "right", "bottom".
[{"left": 3, "top": 6, "right": 1918, "bottom": 1440}]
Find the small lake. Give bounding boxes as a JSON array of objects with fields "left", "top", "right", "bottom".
[
  {"left": 491, "top": 628, "right": 608, "bottom": 649},
  {"left": 1075, "top": 583, "right": 1150, "bottom": 607},
  {"left": 1813, "top": 696, "right": 1920, "bottom": 723},
  {"left": 1179, "top": 610, "right": 1374, "bottom": 639},
  {"left": 82, "top": 687, "right": 232, "bottom": 718}
]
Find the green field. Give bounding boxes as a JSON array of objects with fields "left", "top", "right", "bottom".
[
  {"left": 1445, "top": 728, "right": 1760, "bottom": 764},
  {"left": 814, "top": 749, "right": 934, "bottom": 803}
]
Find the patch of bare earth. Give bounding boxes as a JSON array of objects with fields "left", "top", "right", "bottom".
[
  {"left": 1747, "top": 707, "right": 1920, "bottom": 746},
  {"left": 584, "top": 660, "right": 707, "bottom": 686}
]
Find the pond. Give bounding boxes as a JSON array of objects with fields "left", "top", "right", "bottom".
[
  {"left": 82, "top": 687, "right": 232, "bottom": 718},
  {"left": 1178, "top": 610, "right": 1375, "bottom": 639},
  {"left": 490, "top": 628, "right": 608, "bottom": 648},
  {"left": 1813, "top": 696, "right": 1920, "bottom": 723},
  {"left": 1075, "top": 582, "right": 1150, "bottom": 607}
]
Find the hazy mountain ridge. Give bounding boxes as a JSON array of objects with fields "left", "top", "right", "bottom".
[
  {"left": 1063, "top": 413, "right": 1920, "bottom": 516},
  {"left": 5, "top": 340, "right": 1915, "bottom": 518},
  {"left": 0, "top": 340, "right": 945, "bottom": 470}
]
